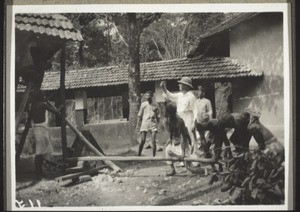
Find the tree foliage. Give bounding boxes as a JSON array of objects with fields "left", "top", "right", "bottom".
[
  {"left": 142, "top": 13, "right": 227, "bottom": 60},
  {"left": 49, "top": 12, "right": 233, "bottom": 71}
]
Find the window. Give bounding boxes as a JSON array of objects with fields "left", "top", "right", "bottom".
[{"left": 86, "top": 96, "right": 123, "bottom": 124}]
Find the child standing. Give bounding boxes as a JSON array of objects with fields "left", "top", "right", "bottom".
[{"left": 136, "top": 91, "right": 161, "bottom": 157}]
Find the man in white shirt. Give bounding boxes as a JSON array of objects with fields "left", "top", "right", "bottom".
[
  {"left": 194, "top": 85, "right": 213, "bottom": 157},
  {"left": 160, "top": 77, "right": 197, "bottom": 154}
]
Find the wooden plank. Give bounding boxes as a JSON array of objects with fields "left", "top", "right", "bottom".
[
  {"left": 45, "top": 100, "right": 123, "bottom": 173},
  {"left": 60, "top": 44, "right": 68, "bottom": 160},
  {"left": 56, "top": 165, "right": 108, "bottom": 182},
  {"left": 66, "top": 156, "right": 218, "bottom": 163},
  {"left": 65, "top": 165, "right": 92, "bottom": 174}
]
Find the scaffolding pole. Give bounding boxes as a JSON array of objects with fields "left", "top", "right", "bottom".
[
  {"left": 60, "top": 44, "right": 68, "bottom": 160},
  {"left": 66, "top": 156, "right": 218, "bottom": 163}
]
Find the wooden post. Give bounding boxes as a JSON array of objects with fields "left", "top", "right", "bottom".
[
  {"left": 60, "top": 44, "right": 68, "bottom": 160},
  {"left": 16, "top": 106, "right": 33, "bottom": 164},
  {"left": 15, "top": 82, "right": 32, "bottom": 131}
]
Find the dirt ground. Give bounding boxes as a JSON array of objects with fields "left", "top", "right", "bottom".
[{"left": 15, "top": 145, "right": 230, "bottom": 208}]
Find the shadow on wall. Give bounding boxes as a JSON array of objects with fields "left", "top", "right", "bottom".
[
  {"left": 232, "top": 75, "right": 284, "bottom": 141},
  {"left": 233, "top": 76, "right": 284, "bottom": 115},
  {"left": 250, "top": 75, "right": 283, "bottom": 112}
]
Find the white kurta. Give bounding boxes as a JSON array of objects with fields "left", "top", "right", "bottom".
[{"left": 194, "top": 97, "right": 213, "bottom": 123}]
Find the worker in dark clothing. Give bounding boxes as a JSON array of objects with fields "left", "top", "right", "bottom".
[
  {"left": 223, "top": 107, "right": 283, "bottom": 162},
  {"left": 215, "top": 111, "right": 251, "bottom": 153},
  {"left": 229, "top": 112, "right": 252, "bottom": 153},
  {"left": 221, "top": 108, "right": 284, "bottom": 191},
  {"left": 245, "top": 108, "right": 284, "bottom": 164},
  {"left": 195, "top": 114, "right": 233, "bottom": 172}
]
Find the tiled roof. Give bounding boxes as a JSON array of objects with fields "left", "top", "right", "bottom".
[
  {"left": 188, "top": 13, "right": 258, "bottom": 57},
  {"left": 15, "top": 13, "right": 83, "bottom": 41},
  {"left": 17, "top": 57, "right": 262, "bottom": 92}
]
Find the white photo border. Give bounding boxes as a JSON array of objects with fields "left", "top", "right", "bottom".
[{"left": 6, "top": 3, "right": 293, "bottom": 211}]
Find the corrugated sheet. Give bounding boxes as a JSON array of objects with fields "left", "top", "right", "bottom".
[
  {"left": 17, "top": 56, "right": 262, "bottom": 92},
  {"left": 15, "top": 13, "right": 83, "bottom": 41}
]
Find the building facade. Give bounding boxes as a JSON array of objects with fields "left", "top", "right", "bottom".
[
  {"left": 18, "top": 12, "right": 284, "bottom": 152},
  {"left": 17, "top": 55, "right": 261, "bottom": 152}
]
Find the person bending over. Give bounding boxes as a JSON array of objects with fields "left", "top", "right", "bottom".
[
  {"left": 195, "top": 114, "right": 233, "bottom": 172},
  {"left": 246, "top": 108, "right": 284, "bottom": 165},
  {"left": 228, "top": 111, "right": 252, "bottom": 153},
  {"left": 164, "top": 102, "right": 192, "bottom": 176}
]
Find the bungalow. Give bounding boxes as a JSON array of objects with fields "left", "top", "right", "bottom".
[
  {"left": 188, "top": 12, "right": 284, "bottom": 141},
  {"left": 17, "top": 55, "right": 261, "bottom": 151}
]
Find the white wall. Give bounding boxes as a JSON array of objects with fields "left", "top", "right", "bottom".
[{"left": 230, "top": 13, "right": 284, "bottom": 141}]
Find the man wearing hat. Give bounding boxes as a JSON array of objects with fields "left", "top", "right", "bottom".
[
  {"left": 136, "top": 91, "right": 161, "bottom": 157},
  {"left": 246, "top": 107, "right": 284, "bottom": 164},
  {"left": 160, "top": 77, "right": 197, "bottom": 155}
]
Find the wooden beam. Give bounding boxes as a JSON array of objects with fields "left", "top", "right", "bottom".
[
  {"left": 16, "top": 106, "right": 33, "bottom": 164},
  {"left": 15, "top": 82, "right": 32, "bottom": 131},
  {"left": 66, "top": 156, "right": 218, "bottom": 163},
  {"left": 65, "top": 166, "right": 88, "bottom": 174},
  {"left": 60, "top": 44, "right": 68, "bottom": 160},
  {"left": 56, "top": 165, "right": 108, "bottom": 182},
  {"left": 45, "top": 100, "right": 123, "bottom": 173}
]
